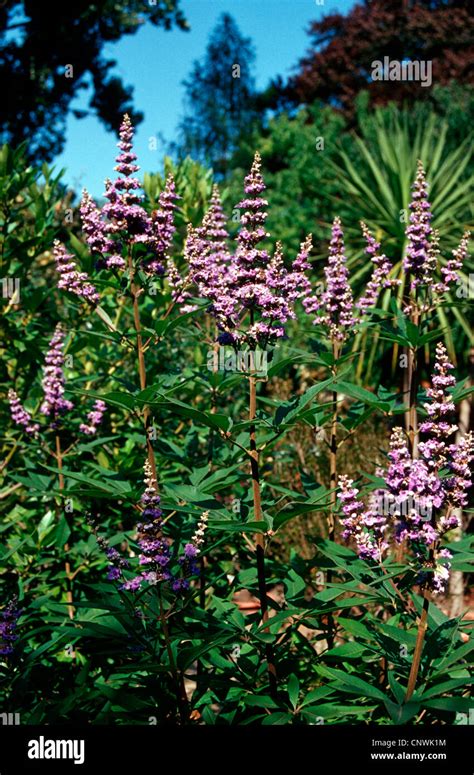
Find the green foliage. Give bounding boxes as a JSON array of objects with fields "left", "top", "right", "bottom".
[
  {"left": 0, "top": 0, "right": 188, "bottom": 162},
  {"left": 0, "top": 137, "right": 472, "bottom": 727}
]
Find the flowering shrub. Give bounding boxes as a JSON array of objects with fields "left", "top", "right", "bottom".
[{"left": 0, "top": 116, "right": 472, "bottom": 726}]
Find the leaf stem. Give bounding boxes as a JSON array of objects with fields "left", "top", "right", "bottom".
[
  {"left": 248, "top": 356, "right": 277, "bottom": 696},
  {"left": 55, "top": 433, "right": 74, "bottom": 620}
]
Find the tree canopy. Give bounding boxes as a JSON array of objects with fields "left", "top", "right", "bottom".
[
  {"left": 277, "top": 0, "right": 474, "bottom": 114},
  {"left": 0, "top": 0, "right": 188, "bottom": 161},
  {"left": 176, "top": 13, "right": 257, "bottom": 176}
]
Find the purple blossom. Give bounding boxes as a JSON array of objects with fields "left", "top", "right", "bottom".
[
  {"left": 403, "top": 160, "right": 434, "bottom": 289},
  {"left": 94, "top": 534, "right": 130, "bottom": 582},
  {"left": 338, "top": 345, "right": 473, "bottom": 593},
  {"left": 54, "top": 241, "right": 99, "bottom": 305},
  {"left": 8, "top": 389, "right": 39, "bottom": 436},
  {"left": 190, "top": 153, "right": 304, "bottom": 347},
  {"left": 418, "top": 343, "right": 458, "bottom": 471},
  {"left": 189, "top": 185, "right": 232, "bottom": 308},
  {"left": 120, "top": 463, "right": 178, "bottom": 591},
  {"left": 40, "top": 325, "right": 74, "bottom": 420},
  {"left": 80, "top": 190, "right": 114, "bottom": 260},
  {"left": 338, "top": 475, "right": 388, "bottom": 562},
  {"left": 234, "top": 152, "right": 270, "bottom": 284},
  {"left": 434, "top": 230, "right": 471, "bottom": 294},
  {"left": 79, "top": 400, "right": 107, "bottom": 436},
  {"left": 287, "top": 234, "right": 313, "bottom": 304},
  {"left": 79, "top": 115, "right": 178, "bottom": 278},
  {"left": 183, "top": 511, "right": 209, "bottom": 560},
  {"left": 307, "top": 217, "right": 357, "bottom": 342},
  {"left": 356, "top": 223, "right": 400, "bottom": 314},
  {"left": 0, "top": 597, "right": 21, "bottom": 656},
  {"left": 145, "top": 174, "right": 179, "bottom": 275},
  {"left": 445, "top": 432, "right": 474, "bottom": 509},
  {"left": 96, "top": 461, "right": 208, "bottom": 593}
]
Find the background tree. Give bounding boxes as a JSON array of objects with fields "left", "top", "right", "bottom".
[
  {"left": 269, "top": 0, "right": 474, "bottom": 116},
  {"left": 0, "top": 0, "right": 188, "bottom": 162},
  {"left": 175, "top": 13, "right": 257, "bottom": 176}
]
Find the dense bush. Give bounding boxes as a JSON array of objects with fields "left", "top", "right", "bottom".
[{"left": 0, "top": 114, "right": 472, "bottom": 726}]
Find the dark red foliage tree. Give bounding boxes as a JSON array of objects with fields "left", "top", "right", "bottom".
[{"left": 285, "top": 0, "right": 474, "bottom": 114}]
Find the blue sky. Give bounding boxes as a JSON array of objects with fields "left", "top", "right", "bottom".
[{"left": 55, "top": 0, "right": 355, "bottom": 196}]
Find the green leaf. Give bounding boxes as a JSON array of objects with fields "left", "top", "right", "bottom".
[
  {"left": 287, "top": 673, "right": 300, "bottom": 710},
  {"left": 315, "top": 666, "right": 387, "bottom": 701},
  {"left": 334, "top": 381, "right": 390, "bottom": 411},
  {"left": 261, "top": 713, "right": 292, "bottom": 725},
  {"left": 384, "top": 699, "right": 421, "bottom": 724},
  {"left": 422, "top": 697, "right": 473, "bottom": 713},
  {"left": 242, "top": 695, "right": 280, "bottom": 709}
]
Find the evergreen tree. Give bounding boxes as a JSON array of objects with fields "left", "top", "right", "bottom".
[{"left": 176, "top": 13, "right": 257, "bottom": 175}]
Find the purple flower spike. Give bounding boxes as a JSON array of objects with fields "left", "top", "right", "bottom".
[
  {"left": 54, "top": 241, "right": 99, "bottom": 305},
  {"left": 289, "top": 234, "right": 313, "bottom": 305},
  {"left": 8, "top": 389, "right": 40, "bottom": 436},
  {"left": 235, "top": 151, "right": 270, "bottom": 284},
  {"left": 122, "top": 461, "right": 171, "bottom": 592},
  {"left": 357, "top": 223, "right": 400, "bottom": 314},
  {"left": 403, "top": 160, "right": 434, "bottom": 289},
  {"left": 40, "top": 324, "right": 74, "bottom": 420},
  {"left": 0, "top": 597, "right": 21, "bottom": 656},
  {"left": 338, "top": 344, "right": 473, "bottom": 594},
  {"left": 80, "top": 399, "right": 107, "bottom": 436},
  {"left": 146, "top": 174, "right": 179, "bottom": 275},
  {"left": 101, "top": 115, "right": 152, "bottom": 246},
  {"left": 80, "top": 190, "right": 115, "bottom": 261},
  {"left": 338, "top": 475, "right": 388, "bottom": 562},
  {"left": 315, "top": 217, "right": 356, "bottom": 342},
  {"left": 435, "top": 230, "right": 471, "bottom": 294}
]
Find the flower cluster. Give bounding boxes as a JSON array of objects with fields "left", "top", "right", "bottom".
[
  {"left": 96, "top": 461, "right": 208, "bottom": 594},
  {"left": 434, "top": 230, "right": 471, "bottom": 295},
  {"left": 186, "top": 185, "right": 232, "bottom": 313},
  {"left": 338, "top": 344, "right": 473, "bottom": 592},
  {"left": 79, "top": 400, "right": 107, "bottom": 436},
  {"left": 53, "top": 241, "right": 99, "bottom": 305},
  {"left": 186, "top": 152, "right": 311, "bottom": 348},
  {"left": 303, "top": 219, "right": 398, "bottom": 343},
  {"left": 304, "top": 217, "right": 357, "bottom": 342},
  {"left": 79, "top": 115, "right": 178, "bottom": 276},
  {"left": 403, "top": 160, "right": 434, "bottom": 289},
  {"left": 8, "top": 389, "right": 39, "bottom": 436},
  {"left": 183, "top": 511, "right": 209, "bottom": 560},
  {"left": 402, "top": 160, "right": 470, "bottom": 301},
  {"left": 338, "top": 475, "right": 388, "bottom": 561},
  {"left": 9, "top": 326, "right": 107, "bottom": 438},
  {"left": 40, "top": 324, "right": 74, "bottom": 421},
  {"left": 356, "top": 223, "right": 401, "bottom": 314},
  {"left": 0, "top": 597, "right": 21, "bottom": 656}
]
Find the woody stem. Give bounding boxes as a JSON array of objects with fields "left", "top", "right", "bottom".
[
  {"left": 127, "top": 250, "right": 157, "bottom": 482},
  {"left": 56, "top": 434, "right": 74, "bottom": 620},
  {"left": 249, "top": 358, "right": 277, "bottom": 696}
]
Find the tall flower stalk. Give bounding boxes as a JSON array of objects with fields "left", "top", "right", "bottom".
[
  {"left": 8, "top": 325, "right": 107, "bottom": 619},
  {"left": 93, "top": 460, "right": 208, "bottom": 723},
  {"left": 338, "top": 343, "right": 473, "bottom": 700},
  {"left": 77, "top": 115, "right": 179, "bottom": 481},
  {"left": 184, "top": 152, "right": 312, "bottom": 692}
]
